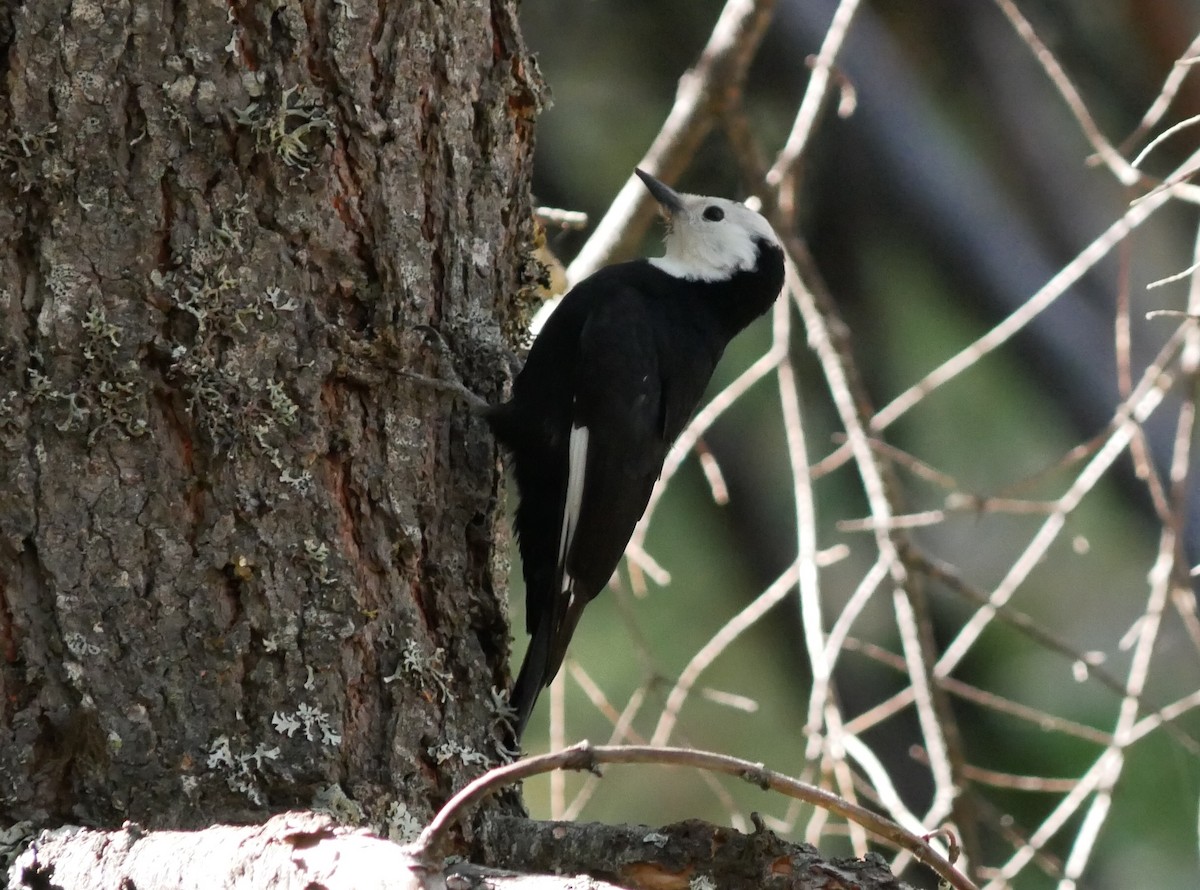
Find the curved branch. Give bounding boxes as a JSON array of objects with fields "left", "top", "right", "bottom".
[{"left": 414, "top": 742, "right": 977, "bottom": 890}]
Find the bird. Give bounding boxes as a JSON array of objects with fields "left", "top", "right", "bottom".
[{"left": 486, "top": 169, "right": 785, "bottom": 739}]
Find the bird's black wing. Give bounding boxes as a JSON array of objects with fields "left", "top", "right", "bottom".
[
  {"left": 505, "top": 277, "right": 672, "bottom": 734},
  {"left": 496, "top": 272, "right": 667, "bottom": 738},
  {"left": 545, "top": 286, "right": 668, "bottom": 678}
]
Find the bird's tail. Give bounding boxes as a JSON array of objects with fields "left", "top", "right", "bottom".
[
  {"left": 509, "top": 614, "right": 552, "bottom": 741},
  {"left": 509, "top": 591, "right": 587, "bottom": 742}
]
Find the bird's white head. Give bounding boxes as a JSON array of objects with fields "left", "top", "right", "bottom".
[{"left": 636, "top": 168, "right": 781, "bottom": 283}]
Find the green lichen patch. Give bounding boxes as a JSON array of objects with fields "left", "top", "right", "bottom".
[
  {"left": 0, "top": 122, "right": 74, "bottom": 194},
  {"left": 21, "top": 304, "right": 149, "bottom": 444},
  {"left": 235, "top": 85, "right": 333, "bottom": 173},
  {"left": 150, "top": 197, "right": 309, "bottom": 493}
]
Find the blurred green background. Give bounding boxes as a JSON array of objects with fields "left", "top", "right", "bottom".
[{"left": 511, "top": 1, "right": 1200, "bottom": 887}]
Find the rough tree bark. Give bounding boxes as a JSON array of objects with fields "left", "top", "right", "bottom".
[{"left": 1, "top": 0, "right": 537, "bottom": 838}]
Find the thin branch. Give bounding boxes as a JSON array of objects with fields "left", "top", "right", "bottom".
[
  {"left": 650, "top": 563, "right": 801, "bottom": 746},
  {"left": 990, "top": 0, "right": 1140, "bottom": 186},
  {"left": 533, "top": 206, "right": 589, "bottom": 230},
  {"left": 984, "top": 749, "right": 1119, "bottom": 887},
  {"left": 970, "top": 795, "right": 1068, "bottom": 884},
  {"left": 694, "top": 437, "right": 731, "bottom": 504},
  {"left": 1131, "top": 112, "right": 1200, "bottom": 169},
  {"left": 1059, "top": 517, "right": 1175, "bottom": 885},
  {"left": 1129, "top": 688, "right": 1200, "bottom": 745},
  {"left": 906, "top": 547, "right": 1134, "bottom": 705},
  {"left": 937, "top": 676, "right": 1112, "bottom": 748},
  {"left": 820, "top": 554, "right": 891, "bottom": 680},
  {"left": 1057, "top": 225, "right": 1200, "bottom": 880},
  {"left": 870, "top": 171, "right": 1190, "bottom": 439},
  {"left": 766, "top": 0, "right": 864, "bottom": 212},
  {"left": 784, "top": 232, "right": 968, "bottom": 856},
  {"left": 936, "top": 320, "right": 1193, "bottom": 676},
  {"left": 909, "top": 749, "right": 1080, "bottom": 794},
  {"left": 772, "top": 295, "right": 839, "bottom": 758},
  {"left": 1120, "top": 31, "right": 1200, "bottom": 154},
  {"left": 1148, "top": 258, "right": 1200, "bottom": 290},
  {"left": 839, "top": 734, "right": 931, "bottom": 846},
  {"left": 843, "top": 635, "right": 1114, "bottom": 746},
  {"left": 823, "top": 703, "right": 873, "bottom": 857}
]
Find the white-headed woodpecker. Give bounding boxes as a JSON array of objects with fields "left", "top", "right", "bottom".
[{"left": 488, "top": 169, "right": 785, "bottom": 738}]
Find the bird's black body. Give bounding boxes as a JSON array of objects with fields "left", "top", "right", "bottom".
[{"left": 488, "top": 171, "right": 785, "bottom": 738}]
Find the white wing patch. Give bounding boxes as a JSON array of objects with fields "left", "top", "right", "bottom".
[{"left": 558, "top": 423, "right": 589, "bottom": 593}]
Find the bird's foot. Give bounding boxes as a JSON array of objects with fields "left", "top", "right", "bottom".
[
  {"left": 403, "top": 325, "right": 491, "bottom": 412},
  {"left": 398, "top": 369, "right": 489, "bottom": 411}
]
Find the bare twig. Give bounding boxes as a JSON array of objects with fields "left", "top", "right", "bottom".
[
  {"left": 1120, "top": 31, "right": 1200, "bottom": 154},
  {"left": 533, "top": 206, "right": 589, "bottom": 230},
  {"left": 872, "top": 171, "right": 1190, "bottom": 438},
  {"left": 766, "top": 0, "right": 864, "bottom": 212},
  {"left": 937, "top": 320, "right": 1193, "bottom": 676},
  {"left": 842, "top": 636, "right": 1114, "bottom": 746},
  {"left": 650, "top": 563, "right": 801, "bottom": 746},
  {"left": 990, "top": 0, "right": 1140, "bottom": 186}
]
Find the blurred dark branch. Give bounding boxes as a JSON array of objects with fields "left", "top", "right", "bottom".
[{"left": 902, "top": 547, "right": 1155, "bottom": 718}]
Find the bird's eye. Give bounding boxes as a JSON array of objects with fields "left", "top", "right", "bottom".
[{"left": 702, "top": 205, "right": 725, "bottom": 222}]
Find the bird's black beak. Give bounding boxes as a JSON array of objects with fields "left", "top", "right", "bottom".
[{"left": 635, "top": 168, "right": 685, "bottom": 216}]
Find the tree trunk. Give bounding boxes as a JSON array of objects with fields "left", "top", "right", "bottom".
[{"left": 0, "top": 0, "right": 539, "bottom": 834}]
